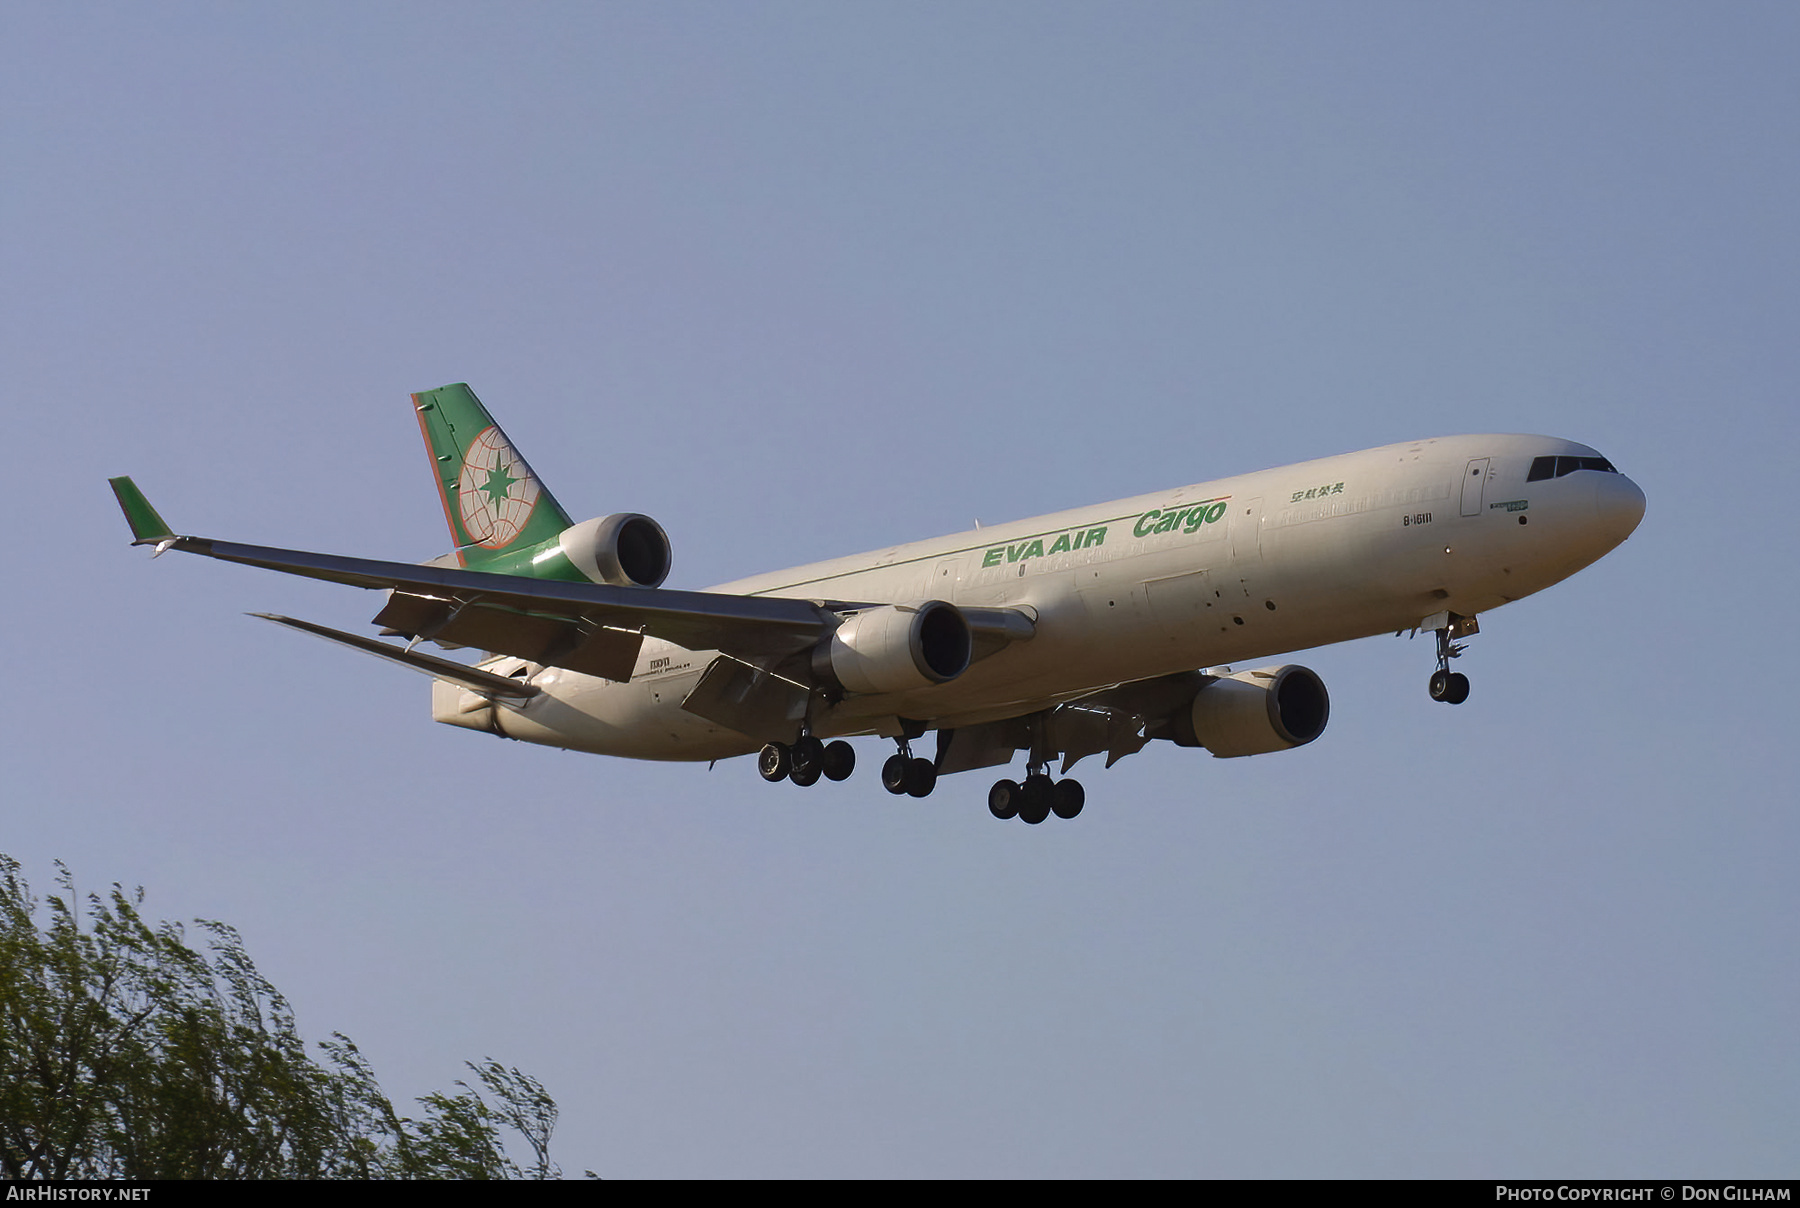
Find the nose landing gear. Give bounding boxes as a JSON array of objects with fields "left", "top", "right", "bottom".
[{"left": 1426, "top": 615, "right": 1475, "bottom": 705}]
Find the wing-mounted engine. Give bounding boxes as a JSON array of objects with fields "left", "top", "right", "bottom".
[
  {"left": 680, "top": 600, "right": 1032, "bottom": 745},
  {"left": 936, "top": 663, "right": 1330, "bottom": 784},
  {"left": 1173, "top": 664, "right": 1330, "bottom": 757},
  {"left": 812, "top": 600, "right": 973, "bottom": 695},
  {"left": 557, "top": 513, "right": 672, "bottom": 588}
]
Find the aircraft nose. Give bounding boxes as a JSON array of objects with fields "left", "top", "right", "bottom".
[{"left": 1594, "top": 472, "right": 1646, "bottom": 544}]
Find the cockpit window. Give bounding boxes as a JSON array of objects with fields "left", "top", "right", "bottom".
[{"left": 1527, "top": 455, "right": 1618, "bottom": 482}]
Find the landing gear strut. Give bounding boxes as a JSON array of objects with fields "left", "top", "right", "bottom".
[{"left": 1427, "top": 618, "right": 1472, "bottom": 705}]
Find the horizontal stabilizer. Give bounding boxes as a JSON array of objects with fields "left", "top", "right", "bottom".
[{"left": 252, "top": 613, "right": 541, "bottom": 699}]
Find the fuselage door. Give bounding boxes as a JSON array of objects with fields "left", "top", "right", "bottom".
[
  {"left": 1229, "top": 497, "right": 1263, "bottom": 564},
  {"left": 1460, "top": 458, "right": 1490, "bottom": 517},
  {"left": 932, "top": 556, "right": 963, "bottom": 603}
]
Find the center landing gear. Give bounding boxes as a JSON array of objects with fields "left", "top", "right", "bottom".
[
  {"left": 759, "top": 736, "right": 855, "bottom": 787},
  {"left": 1427, "top": 618, "right": 1472, "bottom": 705},
  {"left": 988, "top": 763, "right": 1084, "bottom": 824},
  {"left": 881, "top": 737, "right": 937, "bottom": 799}
]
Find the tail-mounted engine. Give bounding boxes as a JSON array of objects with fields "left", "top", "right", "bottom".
[
  {"left": 557, "top": 514, "right": 672, "bottom": 588},
  {"left": 813, "top": 601, "right": 973, "bottom": 696},
  {"left": 1173, "top": 664, "right": 1330, "bottom": 757}
]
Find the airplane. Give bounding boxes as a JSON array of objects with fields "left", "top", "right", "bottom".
[{"left": 110, "top": 383, "right": 1645, "bottom": 824}]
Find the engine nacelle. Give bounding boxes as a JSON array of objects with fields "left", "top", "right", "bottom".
[
  {"left": 815, "top": 601, "right": 972, "bottom": 696},
  {"left": 557, "top": 514, "right": 672, "bottom": 588},
  {"left": 1181, "top": 664, "right": 1330, "bottom": 758}
]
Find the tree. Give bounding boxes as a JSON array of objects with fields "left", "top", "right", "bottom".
[{"left": 0, "top": 855, "right": 566, "bottom": 1179}]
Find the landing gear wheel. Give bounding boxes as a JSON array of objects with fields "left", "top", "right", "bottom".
[
  {"left": 758, "top": 743, "right": 791, "bottom": 783},
  {"left": 1429, "top": 669, "right": 1452, "bottom": 702},
  {"left": 789, "top": 736, "right": 824, "bottom": 786},
  {"left": 1444, "top": 671, "right": 1470, "bottom": 705},
  {"left": 881, "top": 754, "right": 911, "bottom": 795},
  {"left": 905, "top": 758, "right": 937, "bottom": 798},
  {"left": 821, "top": 740, "right": 856, "bottom": 782},
  {"left": 988, "top": 779, "right": 1021, "bottom": 820},
  {"left": 1051, "top": 778, "right": 1085, "bottom": 820},
  {"left": 1429, "top": 669, "right": 1472, "bottom": 704},
  {"left": 1018, "top": 774, "right": 1053, "bottom": 825}
]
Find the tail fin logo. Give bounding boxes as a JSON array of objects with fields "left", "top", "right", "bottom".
[{"left": 456, "top": 426, "right": 542, "bottom": 549}]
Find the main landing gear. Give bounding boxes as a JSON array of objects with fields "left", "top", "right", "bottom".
[
  {"left": 986, "top": 764, "right": 1084, "bottom": 824},
  {"left": 756, "top": 731, "right": 934, "bottom": 798},
  {"left": 1427, "top": 622, "right": 1472, "bottom": 705},
  {"left": 758, "top": 736, "right": 855, "bottom": 787},
  {"left": 880, "top": 737, "right": 937, "bottom": 799},
  {"left": 758, "top": 732, "right": 1087, "bottom": 823},
  {"left": 982, "top": 713, "right": 1083, "bottom": 823}
]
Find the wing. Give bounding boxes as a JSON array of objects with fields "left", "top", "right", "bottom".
[
  {"left": 109, "top": 476, "right": 831, "bottom": 680},
  {"left": 108, "top": 477, "right": 1034, "bottom": 694}
]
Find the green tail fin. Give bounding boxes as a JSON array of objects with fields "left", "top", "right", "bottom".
[
  {"left": 411, "top": 384, "right": 573, "bottom": 567},
  {"left": 108, "top": 476, "right": 175, "bottom": 545}
]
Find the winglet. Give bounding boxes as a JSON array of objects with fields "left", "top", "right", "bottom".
[{"left": 108, "top": 477, "right": 176, "bottom": 547}]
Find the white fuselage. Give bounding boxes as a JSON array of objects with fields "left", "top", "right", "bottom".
[{"left": 443, "top": 434, "right": 1645, "bottom": 762}]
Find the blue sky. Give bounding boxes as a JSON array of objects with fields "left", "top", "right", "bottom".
[{"left": 4, "top": 2, "right": 1796, "bottom": 1177}]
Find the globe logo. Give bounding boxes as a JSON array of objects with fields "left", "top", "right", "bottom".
[{"left": 456, "top": 426, "right": 541, "bottom": 548}]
